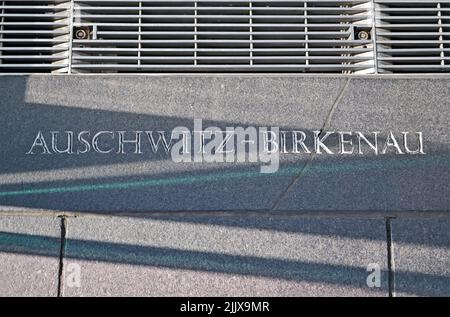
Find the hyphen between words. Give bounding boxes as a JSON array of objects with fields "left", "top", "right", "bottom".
[{"left": 27, "top": 120, "right": 425, "bottom": 174}]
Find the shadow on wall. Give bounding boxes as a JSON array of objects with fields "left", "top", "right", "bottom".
[{"left": 0, "top": 76, "right": 449, "bottom": 212}]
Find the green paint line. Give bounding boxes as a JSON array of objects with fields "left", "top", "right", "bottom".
[
  {"left": 0, "top": 155, "right": 448, "bottom": 197},
  {"left": 0, "top": 169, "right": 288, "bottom": 197}
]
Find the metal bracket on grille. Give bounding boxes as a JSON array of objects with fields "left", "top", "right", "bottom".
[
  {"left": 74, "top": 26, "right": 92, "bottom": 40},
  {"left": 353, "top": 26, "right": 372, "bottom": 41}
]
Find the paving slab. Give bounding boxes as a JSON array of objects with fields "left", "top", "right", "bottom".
[
  {"left": 0, "top": 76, "right": 447, "bottom": 213},
  {"left": 391, "top": 218, "right": 450, "bottom": 297},
  {"left": 63, "top": 215, "right": 388, "bottom": 297},
  {"left": 0, "top": 75, "right": 348, "bottom": 212},
  {"left": 276, "top": 78, "right": 450, "bottom": 211},
  {"left": 0, "top": 216, "right": 61, "bottom": 297}
]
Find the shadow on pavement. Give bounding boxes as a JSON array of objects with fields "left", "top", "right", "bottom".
[{"left": 0, "top": 76, "right": 449, "bottom": 297}]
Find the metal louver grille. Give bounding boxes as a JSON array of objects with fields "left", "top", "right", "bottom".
[
  {"left": 71, "top": 0, "right": 375, "bottom": 73},
  {"left": 2, "top": 1, "right": 450, "bottom": 74},
  {"left": 0, "top": 0, "right": 71, "bottom": 73},
  {"left": 375, "top": 0, "right": 450, "bottom": 72}
]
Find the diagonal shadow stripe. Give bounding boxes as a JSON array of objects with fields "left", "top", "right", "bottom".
[{"left": 1, "top": 231, "right": 449, "bottom": 296}]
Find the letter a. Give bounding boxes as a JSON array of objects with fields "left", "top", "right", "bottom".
[{"left": 26, "top": 131, "right": 51, "bottom": 154}]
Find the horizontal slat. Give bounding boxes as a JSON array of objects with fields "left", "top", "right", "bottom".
[
  {"left": 73, "top": 56, "right": 372, "bottom": 61},
  {"left": 73, "top": 0, "right": 369, "bottom": 3},
  {"left": 72, "top": 47, "right": 372, "bottom": 52},
  {"left": 71, "top": 64, "right": 374, "bottom": 70},
  {"left": 0, "top": 64, "right": 68, "bottom": 68}
]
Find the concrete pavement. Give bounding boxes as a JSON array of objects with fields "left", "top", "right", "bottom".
[
  {"left": 0, "top": 76, "right": 448, "bottom": 212},
  {"left": 0, "top": 75, "right": 448, "bottom": 296},
  {"left": 0, "top": 213, "right": 448, "bottom": 297}
]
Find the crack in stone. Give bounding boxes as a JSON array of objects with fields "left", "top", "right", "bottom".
[
  {"left": 57, "top": 216, "right": 67, "bottom": 297},
  {"left": 386, "top": 217, "right": 396, "bottom": 297},
  {"left": 270, "top": 78, "right": 351, "bottom": 211}
]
